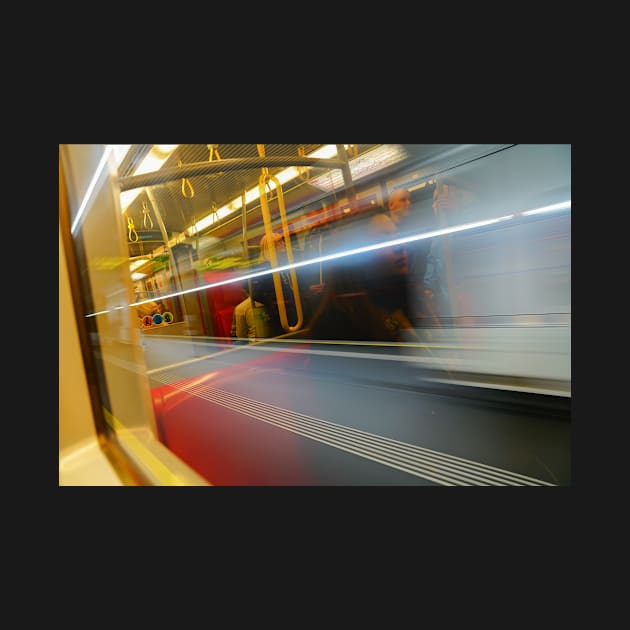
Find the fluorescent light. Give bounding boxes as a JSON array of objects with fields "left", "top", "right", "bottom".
[
  {"left": 134, "top": 145, "right": 178, "bottom": 176},
  {"left": 84, "top": 198, "right": 572, "bottom": 318},
  {"left": 110, "top": 144, "right": 132, "bottom": 168},
  {"left": 127, "top": 199, "right": 569, "bottom": 312},
  {"left": 155, "top": 144, "right": 178, "bottom": 154},
  {"left": 71, "top": 145, "right": 113, "bottom": 235},
  {"left": 309, "top": 144, "right": 409, "bottom": 193},
  {"left": 121, "top": 212, "right": 547, "bottom": 315},
  {"left": 127, "top": 214, "right": 516, "bottom": 311},
  {"left": 309, "top": 145, "right": 341, "bottom": 159},
  {"left": 120, "top": 188, "right": 142, "bottom": 212},
  {"left": 521, "top": 201, "right": 571, "bottom": 216},
  {"left": 190, "top": 213, "right": 214, "bottom": 234},
  {"left": 119, "top": 145, "right": 179, "bottom": 213},
  {"left": 130, "top": 258, "right": 149, "bottom": 272}
]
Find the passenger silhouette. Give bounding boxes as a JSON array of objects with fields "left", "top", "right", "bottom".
[
  {"left": 250, "top": 233, "right": 299, "bottom": 337},
  {"left": 308, "top": 211, "right": 418, "bottom": 343}
]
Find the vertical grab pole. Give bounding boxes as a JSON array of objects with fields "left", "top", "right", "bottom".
[
  {"left": 257, "top": 145, "right": 303, "bottom": 333},
  {"left": 145, "top": 187, "right": 189, "bottom": 321},
  {"left": 241, "top": 188, "right": 255, "bottom": 305},
  {"left": 336, "top": 144, "right": 357, "bottom": 212}
]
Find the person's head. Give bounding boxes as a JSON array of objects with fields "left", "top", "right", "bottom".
[
  {"left": 388, "top": 187, "right": 411, "bottom": 225},
  {"left": 367, "top": 213, "right": 408, "bottom": 276},
  {"left": 259, "top": 232, "right": 286, "bottom": 263}
]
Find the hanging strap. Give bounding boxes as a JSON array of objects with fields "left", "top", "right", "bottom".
[
  {"left": 142, "top": 200, "right": 154, "bottom": 228},
  {"left": 178, "top": 160, "right": 195, "bottom": 198},
  {"left": 127, "top": 215, "right": 139, "bottom": 242},
  {"left": 207, "top": 144, "right": 221, "bottom": 161}
]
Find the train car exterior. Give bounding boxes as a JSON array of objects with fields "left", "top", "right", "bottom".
[{"left": 59, "top": 144, "right": 571, "bottom": 486}]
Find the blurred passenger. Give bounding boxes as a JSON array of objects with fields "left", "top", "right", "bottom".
[
  {"left": 388, "top": 186, "right": 432, "bottom": 282},
  {"left": 230, "top": 283, "right": 264, "bottom": 343},
  {"left": 387, "top": 186, "right": 413, "bottom": 226},
  {"left": 422, "top": 183, "right": 457, "bottom": 321},
  {"left": 385, "top": 186, "right": 437, "bottom": 327},
  {"left": 366, "top": 212, "right": 413, "bottom": 321},
  {"left": 308, "top": 211, "right": 418, "bottom": 343},
  {"left": 250, "top": 232, "right": 300, "bottom": 337}
]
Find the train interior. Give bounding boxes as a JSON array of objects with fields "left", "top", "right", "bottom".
[{"left": 59, "top": 144, "right": 571, "bottom": 486}]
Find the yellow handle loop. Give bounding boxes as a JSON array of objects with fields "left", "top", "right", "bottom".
[
  {"left": 208, "top": 144, "right": 221, "bottom": 161},
  {"left": 256, "top": 144, "right": 274, "bottom": 200},
  {"left": 142, "top": 201, "right": 154, "bottom": 229},
  {"left": 127, "top": 215, "right": 139, "bottom": 243},
  {"left": 178, "top": 160, "right": 195, "bottom": 199}
]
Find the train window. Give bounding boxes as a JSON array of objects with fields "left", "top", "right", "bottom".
[{"left": 59, "top": 144, "right": 571, "bottom": 486}]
